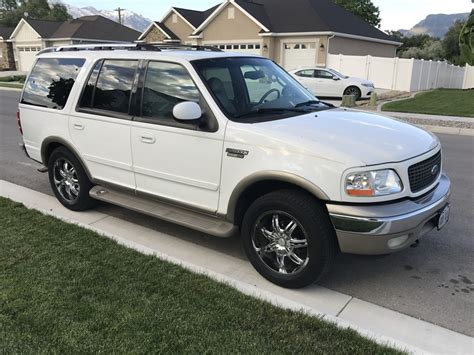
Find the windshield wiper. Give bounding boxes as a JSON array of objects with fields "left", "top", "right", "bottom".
[
  {"left": 234, "top": 107, "right": 310, "bottom": 119},
  {"left": 295, "top": 100, "right": 335, "bottom": 108},
  {"left": 294, "top": 100, "right": 320, "bottom": 108}
]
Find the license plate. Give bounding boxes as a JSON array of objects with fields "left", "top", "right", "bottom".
[{"left": 437, "top": 205, "right": 450, "bottom": 231}]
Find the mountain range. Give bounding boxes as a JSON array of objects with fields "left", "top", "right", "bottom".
[
  {"left": 399, "top": 13, "right": 470, "bottom": 38},
  {"left": 65, "top": 4, "right": 470, "bottom": 39},
  {"left": 65, "top": 4, "right": 152, "bottom": 32}
]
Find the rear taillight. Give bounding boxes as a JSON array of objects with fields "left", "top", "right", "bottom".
[{"left": 17, "top": 110, "right": 23, "bottom": 135}]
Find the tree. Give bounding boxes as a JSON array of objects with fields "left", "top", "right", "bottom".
[
  {"left": 459, "top": 10, "right": 473, "bottom": 65},
  {"left": 0, "top": 0, "right": 70, "bottom": 27},
  {"left": 442, "top": 20, "right": 465, "bottom": 65},
  {"left": 333, "top": 0, "right": 381, "bottom": 27}
]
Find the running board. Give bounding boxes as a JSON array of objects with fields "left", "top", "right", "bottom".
[{"left": 89, "top": 186, "right": 236, "bottom": 238}]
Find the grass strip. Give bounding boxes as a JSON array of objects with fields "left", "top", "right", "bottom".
[
  {"left": 0, "top": 197, "right": 402, "bottom": 354},
  {"left": 382, "top": 89, "right": 474, "bottom": 118}
]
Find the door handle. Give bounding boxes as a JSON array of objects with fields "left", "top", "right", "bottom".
[
  {"left": 140, "top": 134, "right": 156, "bottom": 144},
  {"left": 73, "top": 123, "right": 84, "bottom": 131}
]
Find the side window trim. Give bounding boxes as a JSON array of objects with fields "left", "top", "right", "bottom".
[{"left": 134, "top": 60, "right": 218, "bottom": 132}]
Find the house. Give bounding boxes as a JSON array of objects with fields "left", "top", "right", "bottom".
[
  {"left": 9, "top": 15, "right": 141, "bottom": 71},
  {"left": 0, "top": 26, "right": 15, "bottom": 70},
  {"left": 138, "top": 0, "right": 401, "bottom": 69}
]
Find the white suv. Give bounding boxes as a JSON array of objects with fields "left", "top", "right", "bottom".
[{"left": 18, "top": 44, "right": 451, "bottom": 288}]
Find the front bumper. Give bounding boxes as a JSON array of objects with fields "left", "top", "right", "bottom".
[{"left": 327, "top": 173, "right": 451, "bottom": 255}]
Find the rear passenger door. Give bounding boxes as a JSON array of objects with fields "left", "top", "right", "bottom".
[
  {"left": 69, "top": 59, "right": 139, "bottom": 190},
  {"left": 130, "top": 61, "right": 224, "bottom": 212}
]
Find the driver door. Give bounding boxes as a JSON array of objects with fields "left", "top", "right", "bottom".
[
  {"left": 315, "top": 69, "right": 341, "bottom": 97},
  {"left": 130, "top": 61, "right": 225, "bottom": 212}
]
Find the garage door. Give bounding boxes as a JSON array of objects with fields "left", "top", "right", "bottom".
[
  {"left": 211, "top": 43, "right": 262, "bottom": 55},
  {"left": 17, "top": 47, "right": 41, "bottom": 71},
  {"left": 282, "top": 42, "right": 317, "bottom": 70}
]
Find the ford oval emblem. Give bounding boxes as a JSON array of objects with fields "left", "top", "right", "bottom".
[{"left": 431, "top": 164, "right": 440, "bottom": 176}]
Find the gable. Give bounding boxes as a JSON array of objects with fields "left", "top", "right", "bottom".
[
  {"left": 200, "top": 3, "right": 262, "bottom": 41},
  {"left": 11, "top": 20, "right": 41, "bottom": 42},
  {"left": 142, "top": 26, "right": 168, "bottom": 43},
  {"left": 163, "top": 12, "right": 195, "bottom": 41}
]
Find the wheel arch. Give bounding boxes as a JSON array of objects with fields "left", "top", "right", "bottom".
[
  {"left": 227, "top": 171, "right": 330, "bottom": 225},
  {"left": 41, "top": 137, "right": 93, "bottom": 181}
]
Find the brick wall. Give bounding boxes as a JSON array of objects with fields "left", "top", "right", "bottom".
[{"left": 0, "top": 41, "right": 16, "bottom": 70}]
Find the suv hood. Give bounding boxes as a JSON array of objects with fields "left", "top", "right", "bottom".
[{"left": 254, "top": 109, "right": 439, "bottom": 166}]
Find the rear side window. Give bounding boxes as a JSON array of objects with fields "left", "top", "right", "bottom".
[
  {"left": 22, "top": 58, "right": 85, "bottom": 109},
  {"left": 79, "top": 59, "right": 138, "bottom": 114}
]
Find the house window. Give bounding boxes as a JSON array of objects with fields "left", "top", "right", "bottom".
[
  {"left": 233, "top": 45, "right": 239, "bottom": 49},
  {"left": 172, "top": 14, "right": 178, "bottom": 23},
  {"left": 228, "top": 7, "right": 235, "bottom": 19},
  {"left": 226, "top": 45, "right": 232, "bottom": 50},
  {"left": 248, "top": 44, "right": 254, "bottom": 49}
]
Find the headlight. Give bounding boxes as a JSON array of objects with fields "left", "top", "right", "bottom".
[
  {"left": 362, "top": 83, "right": 374, "bottom": 88},
  {"left": 345, "top": 170, "right": 403, "bottom": 197}
]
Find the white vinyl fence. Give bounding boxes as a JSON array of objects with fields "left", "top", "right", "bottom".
[{"left": 327, "top": 54, "right": 474, "bottom": 92}]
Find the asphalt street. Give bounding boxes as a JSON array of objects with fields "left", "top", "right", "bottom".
[{"left": 1, "top": 89, "right": 473, "bottom": 336}]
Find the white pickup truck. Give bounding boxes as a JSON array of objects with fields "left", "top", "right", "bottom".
[{"left": 18, "top": 44, "right": 451, "bottom": 288}]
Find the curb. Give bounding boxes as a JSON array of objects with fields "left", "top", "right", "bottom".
[
  {"left": 1, "top": 180, "right": 473, "bottom": 354},
  {"left": 0, "top": 86, "right": 22, "bottom": 91},
  {"left": 419, "top": 125, "right": 474, "bottom": 136}
]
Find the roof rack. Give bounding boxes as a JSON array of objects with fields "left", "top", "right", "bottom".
[{"left": 37, "top": 43, "right": 223, "bottom": 55}]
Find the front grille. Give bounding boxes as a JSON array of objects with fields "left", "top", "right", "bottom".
[{"left": 408, "top": 151, "right": 442, "bottom": 193}]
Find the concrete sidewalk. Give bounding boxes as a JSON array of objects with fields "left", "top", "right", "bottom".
[
  {"left": 379, "top": 111, "right": 473, "bottom": 124},
  {"left": 1, "top": 179, "right": 472, "bottom": 354},
  {"left": 0, "top": 70, "right": 27, "bottom": 77}
]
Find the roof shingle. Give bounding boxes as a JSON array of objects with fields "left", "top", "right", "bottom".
[
  {"left": 235, "top": 0, "right": 393, "bottom": 41},
  {"left": 17, "top": 16, "right": 140, "bottom": 41},
  {"left": 0, "top": 25, "right": 15, "bottom": 39}
]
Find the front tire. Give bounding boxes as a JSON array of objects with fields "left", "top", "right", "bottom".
[
  {"left": 343, "top": 86, "right": 361, "bottom": 100},
  {"left": 241, "top": 190, "right": 336, "bottom": 288},
  {"left": 48, "top": 147, "right": 95, "bottom": 211}
]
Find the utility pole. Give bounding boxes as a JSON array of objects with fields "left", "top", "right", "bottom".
[{"left": 114, "top": 7, "right": 125, "bottom": 24}]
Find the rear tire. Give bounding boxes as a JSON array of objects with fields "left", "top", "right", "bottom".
[
  {"left": 48, "top": 147, "right": 95, "bottom": 211},
  {"left": 343, "top": 86, "right": 361, "bottom": 100},
  {"left": 241, "top": 189, "right": 336, "bottom": 288}
]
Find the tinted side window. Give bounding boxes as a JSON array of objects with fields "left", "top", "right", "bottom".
[
  {"left": 22, "top": 58, "right": 85, "bottom": 109},
  {"left": 93, "top": 60, "right": 138, "bottom": 114},
  {"left": 296, "top": 70, "right": 315, "bottom": 78},
  {"left": 142, "top": 62, "right": 200, "bottom": 120},
  {"left": 315, "top": 70, "right": 334, "bottom": 79},
  {"left": 79, "top": 60, "right": 103, "bottom": 108}
]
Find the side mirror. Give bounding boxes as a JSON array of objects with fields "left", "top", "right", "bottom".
[{"left": 173, "top": 101, "right": 202, "bottom": 123}]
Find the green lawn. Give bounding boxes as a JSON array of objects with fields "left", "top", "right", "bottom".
[
  {"left": 382, "top": 89, "right": 474, "bottom": 117},
  {"left": 0, "top": 75, "right": 26, "bottom": 82},
  {"left": 0, "top": 197, "right": 402, "bottom": 354},
  {"left": 0, "top": 82, "right": 23, "bottom": 89}
]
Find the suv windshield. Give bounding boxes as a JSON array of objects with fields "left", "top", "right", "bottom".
[{"left": 193, "top": 57, "right": 333, "bottom": 122}]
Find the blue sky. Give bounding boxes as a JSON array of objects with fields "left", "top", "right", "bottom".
[{"left": 67, "top": 0, "right": 472, "bottom": 30}]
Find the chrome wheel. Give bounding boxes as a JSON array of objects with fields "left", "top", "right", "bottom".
[
  {"left": 251, "top": 211, "right": 309, "bottom": 275},
  {"left": 344, "top": 86, "right": 361, "bottom": 99},
  {"left": 53, "top": 158, "right": 80, "bottom": 202}
]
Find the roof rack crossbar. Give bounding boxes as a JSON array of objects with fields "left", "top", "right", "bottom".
[{"left": 37, "top": 43, "right": 223, "bottom": 55}]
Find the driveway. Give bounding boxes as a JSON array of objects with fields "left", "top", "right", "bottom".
[{"left": 1, "top": 89, "right": 473, "bottom": 336}]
